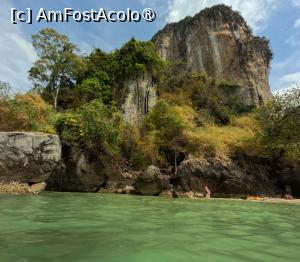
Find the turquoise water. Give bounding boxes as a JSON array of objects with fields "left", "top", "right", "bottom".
[{"left": 0, "top": 193, "right": 299, "bottom": 262}]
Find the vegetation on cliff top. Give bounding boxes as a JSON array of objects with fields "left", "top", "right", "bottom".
[{"left": 0, "top": 28, "right": 299, "bottom": 169}]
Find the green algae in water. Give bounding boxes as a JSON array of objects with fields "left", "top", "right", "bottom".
[{"left": 0, "top": 193, "right": 299, "bottom": 262}]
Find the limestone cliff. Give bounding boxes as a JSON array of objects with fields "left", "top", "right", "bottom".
[
  {"left": 122, "top": 71, "right": 157, "bottom": 126},
  {"left": 152, "top": 4, "right": 273, "bottom": 105}
]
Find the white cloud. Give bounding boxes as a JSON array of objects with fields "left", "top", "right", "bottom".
[
  {"left": 0, "top": 0, "right": 37, "bottom": 93},
  {"left": 293, "top": 0, "right": 300, "bottom": 7},
  {"left": 285, "top": 34, "right": 300, "bottom": 47},
  {"left": 277, "top": 71, "right": 300, "bottom": 91},
  {"left": 294, "top": 19, "right": 300, "bottom": 28},
  {"left": 166, "top": 0, "right": 281, "bottom": 32}
]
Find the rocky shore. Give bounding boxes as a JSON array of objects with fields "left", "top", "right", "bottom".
[
  {"left": 0, "top": 182, "right": 46, "bottom": 195},
  {"left": 0, "top": 132, "right": 299, "bottom": 198}
]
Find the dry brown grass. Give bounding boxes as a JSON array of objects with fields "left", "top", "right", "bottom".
[{"left": 184, "top": 114, "right": 260, "bottom": 157}]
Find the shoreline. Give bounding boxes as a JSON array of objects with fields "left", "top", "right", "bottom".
[{"left": 1, "top": 181, "right": 299, "bottom": 205}]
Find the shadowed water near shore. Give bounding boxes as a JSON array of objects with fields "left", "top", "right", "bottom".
[{"left": 0, "top": 193, "right": 299, "bottom": 262}]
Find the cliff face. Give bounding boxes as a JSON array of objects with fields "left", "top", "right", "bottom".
[
  {"left": 152, "top": 5, "right": 273, "bottom": 105},
  {"left": 122, "top": 71, "right": 157, "bottom": 126}
]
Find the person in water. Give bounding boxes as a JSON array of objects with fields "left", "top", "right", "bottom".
[{"left": 204, "top": 185, "right": 211, "bottom": 198}]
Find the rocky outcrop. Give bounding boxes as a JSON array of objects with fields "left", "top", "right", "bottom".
[
  {"left": 1, "top": 132, "right": 297, "bottom": 197},
  {"left": 277, "top": 162, "right": 300, "bottom": 197},
  {"left": 171, "top": 155, "right": 277, "bottom": 198},
  {"left": 152, "top": 4, "right": 273, "bottom": 105},
  {"left": 0, "top": 132, "right": 61, "bottom": 183},
  {"left": 100, "top": 169, "right": 138, "bottom": 194},
  {"left": 0, "top": 181, "right": 46, "bottom": 195},
  {"left": 122, "top": 71, "right": 157, "bottom": 126},
  {"left": 135, "top": 166, "right": 170, "bottom": 195},
  {"left": 46, "top": 145, "right": 110, "bottom": 192}
]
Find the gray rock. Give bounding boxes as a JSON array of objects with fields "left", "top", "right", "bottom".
[
  {"left": 172, "top": 155, "right": 276, "bottom": 197},
  {"left": 105, "top": 169, "right": 138, "bottom": 192},
  {"left": 46, "top": 146, "right": 108, "bottom": 192},
  {"left": 0, "top": 132, "right": 61, "bottom": 183},
  {"left": 135, "top": 165, "right": 170, "bottom": 196},
  {"left": 278, "top": 163, "right": 300, "bottom": 197},
  {"left": 122, "top": 71, "right": 157, "bottom": 126}
]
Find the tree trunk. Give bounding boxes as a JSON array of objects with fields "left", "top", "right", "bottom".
[{"left": 54, "top": 86, "right": 60, "bottom": 111}]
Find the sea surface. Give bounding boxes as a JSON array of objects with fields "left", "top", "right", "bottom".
[{"left": 0, "top": 193, "right": 299, "bottom": 262}]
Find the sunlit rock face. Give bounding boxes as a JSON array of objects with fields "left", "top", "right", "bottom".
[
  {"left": 122, "top": 71, "right": 157, "bottom": 126},
  {"left": 152, "top": 5, "right": 273, "bottom": 106}
]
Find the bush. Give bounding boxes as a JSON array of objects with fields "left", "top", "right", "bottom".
[
  {"left": 75, "top": 77, "right": 112, "bottom": 105},
  {"left": 56, "top": 99, "right": 120, "bottom": 156},
  {"left": 145, "top": 100, "right": 187, "bottom": 167},
  {"left": 119, "top": 124, "right": 162, "bottom": 169},
  {"left": 185, "top": 117, "right": 258, "bottom": 157},
  {"left": 256, "top": 89, "right": 300, "bottom": 161},
  {"left": 0, "top": 93, "right": 56, "bottom": 133}
]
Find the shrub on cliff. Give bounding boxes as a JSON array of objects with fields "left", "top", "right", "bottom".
[
  {"left": 0, "top": 93, "right": 56, "bottom": 133},
  {"left": 190, "top": 77, "right": 247, "bottom": 124},
  {"left": 159, "top": 67, "right": 248, "bottom": 125},
  {"left": 119, "top": 124, "right": 162, "bottom": 169},
  {"left": 56, "top": 99, "right": 121, "bottom": 156}
]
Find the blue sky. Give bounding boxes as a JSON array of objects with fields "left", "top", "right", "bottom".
[{"left": 1, "top": 0, "right": 300, "bottom": 93}]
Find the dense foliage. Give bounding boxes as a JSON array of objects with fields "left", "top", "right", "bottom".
[
  {"left": 29, "top": 28, "right": 85, "bottom": 110},
  {"left": 76, "top": 38, "right": 163, "bottom": 107},
  {"left": 257, "top": 89, "right": 300, "bottom": 161},
  {"left": 56, "top": 99, "right": 120, "bottom": 156},
  {"left": 0, "top": 93, "right": 56, "bottom": 133}
]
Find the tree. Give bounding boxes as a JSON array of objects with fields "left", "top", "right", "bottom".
[
  {"left": 257, "top": 87, "right": 300, "bottom": 161},
  {"left": 56, "top": 99, "right": 121, "bottom": 156},
  {"left": 0, "top": 81, "right": 11, "bottom": 99},
  {"left": 29, "top": 28, "right": 85, "bottom": 110}
]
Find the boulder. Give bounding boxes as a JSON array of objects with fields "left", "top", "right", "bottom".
[
  {"left": 135, "top": 166, "right": 170, "bottom": 196},
  {"left": 0, "top": 132, "right": 61, "bottom": 183}
]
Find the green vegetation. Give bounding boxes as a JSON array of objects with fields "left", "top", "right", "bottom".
[
  {"left": 257, "top": 89, "right": 300, "bottom": 161},
  {"left": 29, "top": 28, "right": 85, "bottom": 110},
  {"left": 0, "top": 93, "right": 56, "bottom": 133},
  {"left": 0, "top": 28, "right": 298, "bottom": 170},
  {"left": 56, "top": 99, "right": 120, "bottom": 156}
]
